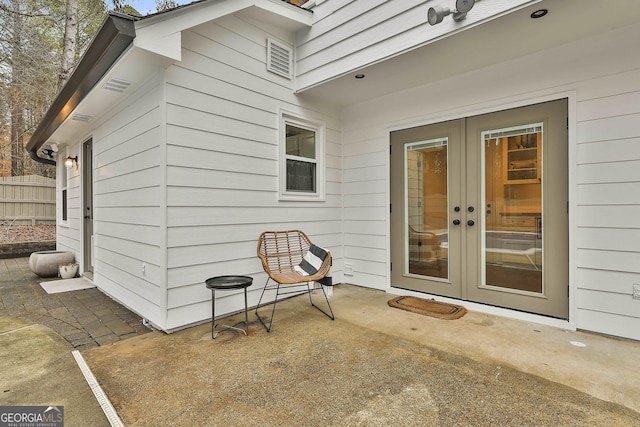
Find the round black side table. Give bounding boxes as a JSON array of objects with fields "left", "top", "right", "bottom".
[{"left": 205, "top": 275, "right": 253, "bottom": 339}]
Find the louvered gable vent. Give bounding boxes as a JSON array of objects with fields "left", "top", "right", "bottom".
[{"left": 267, "top": 39, "right": 292, "bottom": 79}]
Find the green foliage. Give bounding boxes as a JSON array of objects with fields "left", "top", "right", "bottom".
[{"left": 119, "top": 4, "right": 140, "bottom": 16}]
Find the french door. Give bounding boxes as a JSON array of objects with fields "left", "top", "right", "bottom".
[{"left": 390, "top": 99, "right": 568, "bottom": 318}]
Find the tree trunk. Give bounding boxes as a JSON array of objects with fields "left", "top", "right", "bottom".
[
  {"left": 10, "top": 0, "right": 24, "bottom": 176},
  {"left": 60, "top": 0, "right": 78, "bottom": 88}
]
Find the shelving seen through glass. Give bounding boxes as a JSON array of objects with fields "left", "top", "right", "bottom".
[{"left": 482, "top": 124, "right": 543, "bottom": 293}]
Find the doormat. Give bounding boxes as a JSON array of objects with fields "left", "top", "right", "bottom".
[
  {"left": 388, "top": 296, "right": 467, "bottom": 320},
  {"left": 40, "top": 278, "right": 96, "bottom": 294}
]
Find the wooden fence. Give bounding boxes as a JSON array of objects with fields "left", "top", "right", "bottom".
[{"left": 0, "top": 175, "right": 56, "bottom": 225}]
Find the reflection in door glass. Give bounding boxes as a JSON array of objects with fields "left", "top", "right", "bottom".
[
  {"left": 482, "top": 124, "right": 543, "bottom": 293},
  {"left": 405, "top": 138, "right": 448, "bottom": 280}
]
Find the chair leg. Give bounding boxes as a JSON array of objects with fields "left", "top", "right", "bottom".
[
  {"left": 307, "top": 282, "right": 335, "bottom": 321},
  {"left": 256, "top": 279, "right": 335, "bottom": 333},
  {"left": 255, "top": 278, "right": 279, "bottom": 333}
]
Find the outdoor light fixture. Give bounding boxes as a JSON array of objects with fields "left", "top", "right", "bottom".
[
  {"left": 428, "top": 0, "right": 475, "bottom": 25},
  {"left": 530, "top": 9, "right": 548, "bottom": 19},
  {"left": 64, "top": 156, "right": 77, "bottom": 169},
  {"left": 41, "top": 143, "right": 59, "bottom": 159}
]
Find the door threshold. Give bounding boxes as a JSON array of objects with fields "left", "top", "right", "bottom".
[{"left": 388, "top": 286, "right": 575, "bottom": 331}]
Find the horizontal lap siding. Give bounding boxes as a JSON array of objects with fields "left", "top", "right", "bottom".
[
  {"left": 57, "top": 170, "right": 81, "bottom": 254},
  {"left": 340, "top": 21, "right": 640, "bottom": 340},
  {"left": 576, "top": 85, "right": 640, "bottom": 340},
  {"left": 296, "top": 0, "right": 530, "bottom": 90},
  {"left": 92, "top": 81, "right": 163, "bottom": 325},
  {"left": 164, "top": 16, "right": 341, "bottom": 330},
  {"left": 343, "top": 128, "right": 388, "bottom": 290}
]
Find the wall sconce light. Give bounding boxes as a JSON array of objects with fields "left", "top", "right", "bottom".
[
  {"left": 428, "top": 0, "right": 475, "bottom": 25},
  {"left": 64, "top": 156, "right": 78, "bottom": 169}
]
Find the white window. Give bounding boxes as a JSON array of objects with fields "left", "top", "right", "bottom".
[{"left": 279, "top": 113, "right": 325, "bottom": 200}]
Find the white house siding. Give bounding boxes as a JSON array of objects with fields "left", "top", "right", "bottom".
[
  {"left": 163, "top": 15, "right": 342, "bottom": 330},
  {"left": 296, "top": 0, "right": 532, "bottom": 91},
  {"left": 91, "top": 75, "right": 164, "bottom": 326},
  {"left": 57, "top": 157, "right": 81, "bottom": 256},
  {"left": 339, "top": 22, "right": 640, "bottom": 340}
]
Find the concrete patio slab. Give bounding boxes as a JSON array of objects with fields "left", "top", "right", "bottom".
[
  {"left": 2, "top": 253, "right": 639, "bottom": 426},
  {"left": 0, "top": 316, "right": 110, "bottom": 426},
  {"left": 81, "top": 285, "right": 640, "bottom": 426},
  {"left": 0, "top": 257, "right": 152, "bottom": 426}
]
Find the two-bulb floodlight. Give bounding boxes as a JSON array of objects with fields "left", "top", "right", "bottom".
[{"left": 428, "top": 0, "right": 475, "bottom": 25}]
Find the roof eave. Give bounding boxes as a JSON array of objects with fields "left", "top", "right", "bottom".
[{"left": 27, "top": 13, "right": 137, "bottom": 165}]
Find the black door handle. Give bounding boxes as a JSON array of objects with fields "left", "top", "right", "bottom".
[
  {"left": 467, "top": 220, "right": 475, "bottom": 226},
  {"left": 453, "top": 219, "right": 461, "bottom": 226}
]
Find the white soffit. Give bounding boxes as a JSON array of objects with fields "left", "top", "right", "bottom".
[
  {"left": 299, "top": 0, "right": 640, "bottom": 106},
  {"left": 46, "top": 47, "right": 158, "bottom": 145},
  {"left": 44, "top": 0, "right": 312, "bottom": 146}
]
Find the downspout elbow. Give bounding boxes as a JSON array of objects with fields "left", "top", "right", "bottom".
[{"left": 29, "top": 148, "right": 56, "bottom": 166}]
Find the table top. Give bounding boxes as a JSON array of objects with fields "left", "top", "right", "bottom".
[{"left": 205, "top": 275, "right": 253, "bottom": 290}]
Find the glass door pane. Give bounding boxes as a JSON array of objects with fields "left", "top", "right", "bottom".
[
  {"left": 481, "top": 124, "right": 543, "bottom": 293},
  {"left": 405, "top": 138, "right": 449, "bottom": 280}
]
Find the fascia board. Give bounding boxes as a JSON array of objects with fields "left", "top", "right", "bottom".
[
  {"left": 26, "top": 13, "right": 136, "bottom": 165},
  {"left": 135, "top": 31, "right": 182, "bottom": 61}
]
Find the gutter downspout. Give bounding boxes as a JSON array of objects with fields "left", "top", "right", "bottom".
[{"left": 26, "top": 12, "right": 137, "bottom": 165}]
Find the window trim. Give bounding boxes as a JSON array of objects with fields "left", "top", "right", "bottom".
[
  {"left": 59, "top": 149, "right": 69, "bottom": 226},
  {"left": 279, "top": 111, "right": 326, "bottom": 201}
]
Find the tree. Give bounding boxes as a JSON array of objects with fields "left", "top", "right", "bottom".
[
  {"left": 60, "top": 0, "right": 77, "bottom": 87},
  {"left": 8, "top": 0, "right": 24, "bottom": 176},
  {"left": 155, "top": 0, "right": 176, "bottom": 12},
  {"left": 0, "top": 0, "right": 107, "bottom": 176}
]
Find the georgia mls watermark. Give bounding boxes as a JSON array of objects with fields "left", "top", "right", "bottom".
[{"left": 0, "top": 406, "right": 64, "bottom": 427}]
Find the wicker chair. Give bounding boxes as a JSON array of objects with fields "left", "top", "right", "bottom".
[{"left": 256, "top": 230, "right": 335, "bottom": 332}]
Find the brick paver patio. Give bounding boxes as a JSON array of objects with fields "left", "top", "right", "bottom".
[{"left": 0, "top": 257, "right": 151, "bottom": 350}]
